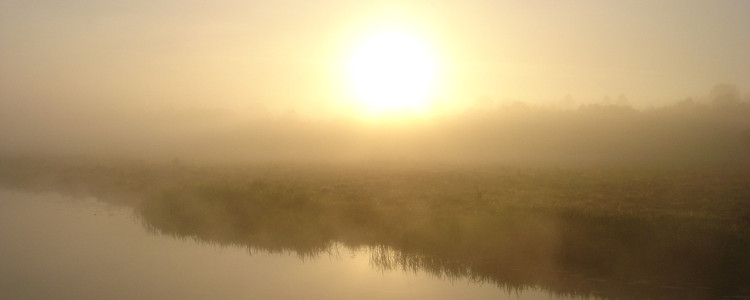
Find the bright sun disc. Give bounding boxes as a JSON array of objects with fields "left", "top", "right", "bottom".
[{"left": 346, "top": 29, "right": 438, "bottom": 115}]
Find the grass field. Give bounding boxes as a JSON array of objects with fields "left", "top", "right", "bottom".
[{"left": 1, "top": 157, "right": 749, "bottom": 299}]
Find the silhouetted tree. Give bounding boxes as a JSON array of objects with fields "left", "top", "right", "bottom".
[
  {"left": 560, "top": 94, "right": 575, "bottom": 109},
  {"left": 709, "top": 84, "right": 741, "bottom": 109},
  {"left": 615, "top": 94, "right": 629, "bottom": 106}
]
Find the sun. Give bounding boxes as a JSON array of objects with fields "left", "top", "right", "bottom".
[{"left": 345, "top": 29, "right": 439, "bottom": 116}]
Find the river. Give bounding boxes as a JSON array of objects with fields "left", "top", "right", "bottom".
[{"left": 0, "top": 189, "right": 573, "bottom": 300}]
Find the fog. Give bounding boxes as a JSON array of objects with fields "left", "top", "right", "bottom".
[
  {"left": 4, "top": 2, "right": 750, "bottom": 299},
  {"left": 1, "top": 85, "right": 748, "bottom": 166},
  {"left": 3, "top": 1, "right": 749, "bottom": 166}
]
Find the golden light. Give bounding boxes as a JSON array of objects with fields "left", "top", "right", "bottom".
[{"left": 345, "top": 28, "right": 439, "bottom": 116}]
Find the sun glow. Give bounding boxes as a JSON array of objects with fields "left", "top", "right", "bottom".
[{"left": 345, "top": 28, "right": 439, "bottom": 116}]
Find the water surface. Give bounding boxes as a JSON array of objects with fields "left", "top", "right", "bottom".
[{"left": 0, "top": 189, "right": 572, "bottom": 300}]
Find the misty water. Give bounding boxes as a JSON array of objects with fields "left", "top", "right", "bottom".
[{"left": 0, "top": 189, "right": 575, "bottom": 300}]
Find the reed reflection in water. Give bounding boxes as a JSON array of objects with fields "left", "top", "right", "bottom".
[
  {"left": 135, "top": 174, "right": 749, "bottom": 299},
  {"left": 0, "top": 189, "right": 574, "bottom": 300},
  {"left": 1, "top": 160, "right": 749, "bottom": 299}
]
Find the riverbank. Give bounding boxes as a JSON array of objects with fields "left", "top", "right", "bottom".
[{"left": 1, "top": 157, "right": 748, "bottom": 298}]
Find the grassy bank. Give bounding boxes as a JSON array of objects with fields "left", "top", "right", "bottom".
[{"left": 1, "top": 157, "right": 748, "bottom": 298}]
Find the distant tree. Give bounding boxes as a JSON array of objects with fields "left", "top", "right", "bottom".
[
  {"left": 709, "top": 84, "right": 741, "bottom": 109},
  {"left": 677, "top": 97, "right": 695, "bottom": 106},
  {"left": 560, "top": 94, "right": 575, "bottom": 108},
  {"left": 672, "top": 97, "right": 697, "bottom": 110},
  {"left": 615, "top": 94, "right": 629, "bottom": 106}
]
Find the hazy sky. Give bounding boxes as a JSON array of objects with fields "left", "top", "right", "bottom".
[{"left": 2, "top": 0, "right": 749, "bottom": 118}]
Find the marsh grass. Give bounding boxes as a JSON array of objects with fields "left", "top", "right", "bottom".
[{"left": 1, "top": 157, "right": 749, "bottom": 298}]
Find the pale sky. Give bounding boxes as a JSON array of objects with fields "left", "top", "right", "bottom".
[{"left": 2, "top": 0, "right": 749, "bottom": 118}]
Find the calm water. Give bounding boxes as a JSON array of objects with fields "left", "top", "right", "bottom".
[{"left": 0, "top": 189, "right": 575, "bottom": 300}]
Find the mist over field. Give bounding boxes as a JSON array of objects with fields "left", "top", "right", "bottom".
[
  {"left": 2, "top": 1, "right": 750, "bottom": 299},
  {"left": 2, "top": 85, "right": 749, "bottom": 166},
  {"left": 3, "top": 1, "right": 749, "bottom": 167}
]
